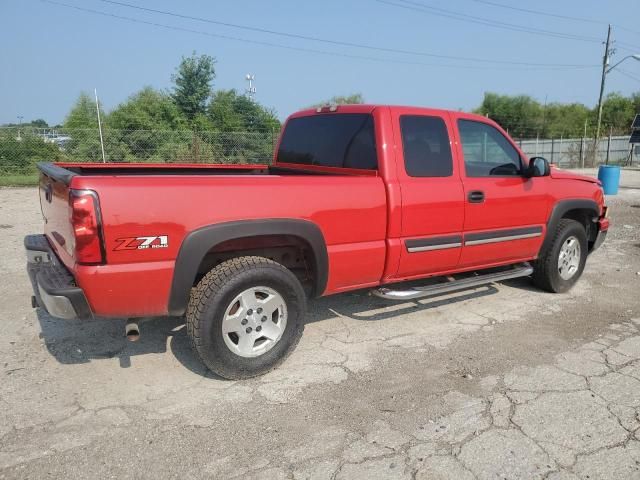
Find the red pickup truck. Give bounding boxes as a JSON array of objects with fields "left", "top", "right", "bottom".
[{"left": 26, "top": 104, "right": 609, "bottom": 379}]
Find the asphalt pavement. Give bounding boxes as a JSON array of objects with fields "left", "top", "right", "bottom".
[{"left": 1, "top": 169, "right": 640, "bottom": 479}]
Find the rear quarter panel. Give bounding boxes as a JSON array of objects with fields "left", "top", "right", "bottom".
[{"left": 70, "top": 174, "right": 387, "bottom": 316}]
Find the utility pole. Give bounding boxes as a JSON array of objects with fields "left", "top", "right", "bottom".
[{"left": 595, "top": 24, "right": 612, "bottom": 148}]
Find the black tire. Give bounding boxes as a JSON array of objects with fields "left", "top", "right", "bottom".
[
  {"left": 186, "top": 256, "right": 306, "bottom": 379},
  {"left": 532, "top": 219, "right": 588, "bottom": 293}
]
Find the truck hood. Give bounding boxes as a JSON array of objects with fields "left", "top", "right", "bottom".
[{"left": 550, "top": 167, "right": 601, "bottom": 185}]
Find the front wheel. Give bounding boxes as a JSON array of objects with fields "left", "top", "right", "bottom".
[
  {"left": 186, "top": 256, "right": 306, "bottom": 379},
  {"left": 532, "top": 219, "right": 588, "bottom": 293}
]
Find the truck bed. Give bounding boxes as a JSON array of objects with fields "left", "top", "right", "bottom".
[{"left": 37, "top": 161, "right": 388, "bottom": 317}]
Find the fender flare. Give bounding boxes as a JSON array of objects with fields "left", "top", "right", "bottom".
[
  {"left": 539, "top": 199, "right": 600, "bottom": 255},
  {"left": 168, "top": 219, "right": 328, "bottom": 316}
]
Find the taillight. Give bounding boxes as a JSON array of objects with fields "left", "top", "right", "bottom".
[{"left": 69, "top": 190, "right": 104, "bottom": 264}]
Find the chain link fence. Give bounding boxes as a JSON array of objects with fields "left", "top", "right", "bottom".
[
  {"left": 514, "top": 135, "right": 637, "bottom": 168},
  {"left": 1, "top": 126, "right": 638, "bottom": 184},
  {"left": 0, "top": 127, "right": 280, "bottom": 181}
]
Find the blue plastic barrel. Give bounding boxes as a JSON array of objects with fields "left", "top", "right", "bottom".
[{"left": 598, "top": 165, "right": 621, "bottom": 195}]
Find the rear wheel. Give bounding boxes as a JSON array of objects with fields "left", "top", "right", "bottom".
[
  {"left": 186, "top": 256, "right": 306, "bottom": 379},
  {"left": 532, "top": 219, "right": 588, "bottom": 293}
]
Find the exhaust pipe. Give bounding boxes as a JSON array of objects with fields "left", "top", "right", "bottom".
[{"left": 125, "top": 321, "right": 140, "bottom": 342}]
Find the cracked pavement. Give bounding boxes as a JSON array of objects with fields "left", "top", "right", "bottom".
[{"left": 1, "top": 169, "right": 640, "bottom": 479}]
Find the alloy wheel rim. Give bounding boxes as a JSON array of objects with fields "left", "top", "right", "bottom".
[
  {"left": 221, "top": 286, "right": 287, "bottom": 358},
  {"left": 558, "top": 236, "right": 581, "bottom": 280}
]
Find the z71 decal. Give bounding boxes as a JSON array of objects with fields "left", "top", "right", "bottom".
[{"left": 114, "top": 235, "right": 169, "bottom": 251}]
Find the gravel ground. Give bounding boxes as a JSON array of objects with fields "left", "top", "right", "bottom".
[{"left": 1, "top": 169, "right": 640, "bottom": 479}]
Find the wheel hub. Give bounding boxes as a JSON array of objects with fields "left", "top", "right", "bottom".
[
  {"left": 221, "top": 286, "right": 287, "bottom": 358},
  {"left": 558, "top": 236, "right": 581, "bottom": 280}
]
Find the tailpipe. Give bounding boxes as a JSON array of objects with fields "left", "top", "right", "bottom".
[{"left": 125, "top": 321, "right": 140, "bottom": 342}]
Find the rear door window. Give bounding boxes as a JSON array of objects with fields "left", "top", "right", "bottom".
[
  {"left": 277, "top": 114, "right": 377, "bottom": 170},
  {"left": 400, "top": 115, "right": 453, "bottom": 177}
]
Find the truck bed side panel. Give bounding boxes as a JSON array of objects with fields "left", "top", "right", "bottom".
[{"left": 70, "top": 174, "right": 387, "bottom": 316}]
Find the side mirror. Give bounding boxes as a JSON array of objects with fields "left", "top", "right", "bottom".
[{"left": 525, "top": 157, "right": 550, "bottom": 178}]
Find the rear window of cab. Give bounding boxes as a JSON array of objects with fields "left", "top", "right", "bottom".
[{"left": 277, "top": 113, "right": 377, "bottom": 170}]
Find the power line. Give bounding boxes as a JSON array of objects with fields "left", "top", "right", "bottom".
[
  {"left": 89, "top": 0, "right": 598, "bottom": 68},
  {"left": 614, "top": 42, "right": 640, "bottom": 54},
  {"left": 38, "top": 0, "right": 599, "bottom": 70},
  {"left": 463, "top": 0, "right": 640, "bottom": 37},
  {"left": 464, "top": 0, "right": 601, "bottom": 24},
  {"left": 403, "top": 0, "right": 640, "bottom": 52},
  {"left": 615, "top": 68, "right": 640, "bottom": 83},
  {"left": 375, "top": 0, "right": 602, "bottom": 43}
]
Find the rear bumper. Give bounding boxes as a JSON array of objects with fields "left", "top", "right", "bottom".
[{"left": 25, "top": 234, "right": 93, "bottom": 320}]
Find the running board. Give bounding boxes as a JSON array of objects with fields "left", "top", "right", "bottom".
[{"left": 372, "top": 263, "right": 534, "bottom": 301}]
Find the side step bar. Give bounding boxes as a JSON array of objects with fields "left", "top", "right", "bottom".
[{"left": 372, "top": 263, "right": 534, "bottom": 301}]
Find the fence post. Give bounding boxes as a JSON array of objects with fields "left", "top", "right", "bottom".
[
  {"left": 550, "top": 138, "right": 555, "bottom": 164},
  {"left": 192, "top": 130, "right": 200, "bottom": 162},
  {"left": 606, "top": 128, "right": 612, "bottom": 165},
  {"left": 559, "top": 136, "right": 563, "bottom": 167},
  {"left": 271, "top": 127, "right": 276, "bottom": 161},
  {"left": 581, "top": 118, "right": 588, "bottom": 168}
]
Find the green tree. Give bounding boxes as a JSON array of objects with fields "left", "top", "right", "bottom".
[
  {"left": 64, "top": 92, "right": 101, "bottom": 129},
  {"left": 108, "top": 87, "right": 186, "bottom": 131},
  {"left": 310, "top": 93, "right": 364, "bottom": 108},
  {"left": 30, "top": 119, "right": 48, "bottom": 128},
  {"left": 63, "top": 92, "right": 105, "bottom": 161},
  {"left": 601, "top": 92, "right": 636, "bottom": 135},
  {"left": 474, "top": 91, "right": 640, "bottom": 139},
  {"left": 107, "top": 87, "right": 189, "bottom": 160},
  {"left": 171, "top": 52, "right": 216, "bottom": 122},
  {"left": 1, "top": 119, "right": 49, "bottom": 128},
  {"left": 474, "top": 92, "right": 543, "bottom": 138},
  {"left": 0, "top": 129, "right": 63, "bottom": 174},
  {"left": 631, "top": 92, "right": 640, "bottom": 118},
  {"left": 209, "top": 89, "right": 280, "bottom": 132},
  {"left": 207, "top": 90, "right": 280, "bottom": 163}
]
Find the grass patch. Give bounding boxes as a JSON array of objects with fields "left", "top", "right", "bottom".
[{"left": 0, "top": 174, "right": 39, "bottom": 186}]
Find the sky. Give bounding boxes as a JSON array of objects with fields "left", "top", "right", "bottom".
[{"left": 1, "top": 0, "right": 640, "bottom": 125}]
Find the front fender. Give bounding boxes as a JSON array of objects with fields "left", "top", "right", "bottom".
[{"left": 539, "top": 199, "right": 600, "bottom": 256}]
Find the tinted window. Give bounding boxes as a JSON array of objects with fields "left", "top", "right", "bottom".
[
  {"left": 400, "top": 115, "right": 453, "bottom": 177},
  {"left": 277, "top": 114, "right": 377, "bottom": 170},
  {"left": 458, "top": 120, "right": 521, "bottom": 177}
]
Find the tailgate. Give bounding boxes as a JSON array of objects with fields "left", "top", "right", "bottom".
[{"left": 38, "top": 164, "right": 77, "bottom": 268}]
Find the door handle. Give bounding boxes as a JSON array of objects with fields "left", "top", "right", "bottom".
[{"left": 468, "top": 190, "right": 485, "bottom": 203}]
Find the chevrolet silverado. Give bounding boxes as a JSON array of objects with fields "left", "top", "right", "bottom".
[{"left": 25, "top": 104, "right": 609, "bottom": 379}]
